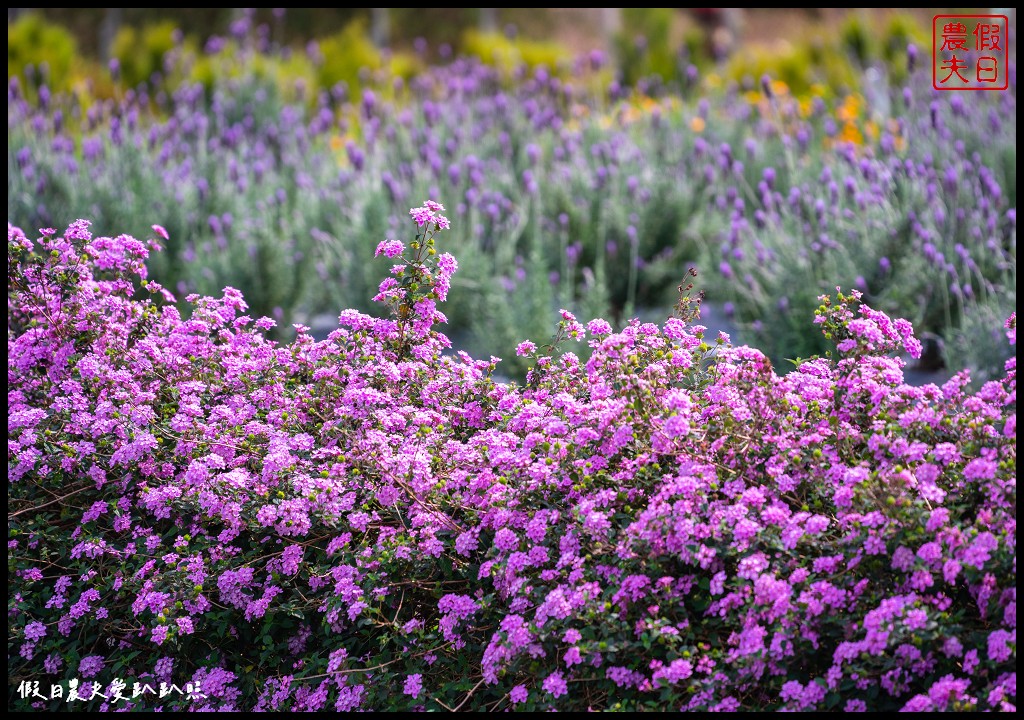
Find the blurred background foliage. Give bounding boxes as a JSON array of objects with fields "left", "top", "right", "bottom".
[
  {"left": 9, "top": 8, "right": 954, "bottom": 97},
  {"left": 7, "top": 8, "right": 1017, "bottom": 382}
]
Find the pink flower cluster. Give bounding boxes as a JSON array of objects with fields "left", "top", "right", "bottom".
[{"left": 409, "top": 200, "right": 450, "bottom": 230}]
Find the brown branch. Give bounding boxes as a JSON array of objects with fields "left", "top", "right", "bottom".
[
  {"left": 450, "top": 677, "right": 486, "bottom": 712},
  {"left": 9, "top": 484, "right": 93, "bottom": 519}
]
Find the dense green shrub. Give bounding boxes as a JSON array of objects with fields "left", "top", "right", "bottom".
[
  {"left": 314, "top": 18, "right": 384, "bottom": 95},
  {"left": 462, "top": 30, "right": 571, "bottom": 78},
  {"left": 111, "top": 21, "right": 179, "bottom": 90},
  {"left": 7, "top": 12, "right": 79, "bottom": 97},
  {"left": 616, "top": 8, "right": 688, "bottom": 88}
]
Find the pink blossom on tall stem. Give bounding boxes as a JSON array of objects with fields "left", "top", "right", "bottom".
[
  {"left": 375, "top": 239, "right": 404, "bottom": 258},
  {"left": 410, "top": 201, "right": 450, "bottom": 230}
]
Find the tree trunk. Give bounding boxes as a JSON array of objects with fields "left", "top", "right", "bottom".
[
  {"left": 371, "top": 8, "right": 390, "bottom": 48},
  {"left": 99, "top": 7, "right": 122, "bottom": 63}
]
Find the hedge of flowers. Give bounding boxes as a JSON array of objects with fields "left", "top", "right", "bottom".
[{"left": 8, "top": 205, "right": 1016, "bottom": 711}]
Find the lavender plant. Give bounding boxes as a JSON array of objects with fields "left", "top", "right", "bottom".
[
  {"left": 6, "top": 29, "right": 1017, "bottom": 381},
  {"left": 8, "top": 206, "right": 1016, "bottom": 711}
]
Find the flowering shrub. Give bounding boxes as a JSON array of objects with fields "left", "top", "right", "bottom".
[{"left": 8, "top": 206, "right": 1016, "bottom": 711}]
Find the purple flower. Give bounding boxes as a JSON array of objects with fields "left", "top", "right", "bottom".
[
  {"left": 542, "top": 671, "right": 568, "bottom": 698},
  {"left": 437, "top": 253, "right": 458, "bottom": 275},
  {"left": 652, "top": 658, "right": 693, "bottom": 687},
  {"left": 375, "top": 239, "right": 404, "bottom": 258},
  {"left": 78, "top": 655, "right": 104, "bottom": 679},
  {"left": 587, "top": 318, "right": 612, "bottom": 336},
  {"left": 24, "top": 622, "right": 46, "bottom": 641},
  {"left": 493, "top": 528, "right": 519, "bottom": 552},
  {"left": 403, "top": 673, "right": 422, "bottom": 698},
  {"left": 963, "top": 458, "right": 997, "bottom": 482},
  {"left": 455, "top": 530, "right": 479, "bottom": 556},
  {"left": 928, "top": 675, "right": 972, "bottom": 708},
  {"left": 155, "top": 656, "right": 175, "bottom": 682},
  {"left": 962, "top": 532, "right": 999, "bottom": 569},
  {"left": 987, "top": 629, "right": 1014, "bottom": 662},
  {"left": 152, "top": 626, "right": 169, "bottom": 645},
  {"left": 779, "top": 679, "right": 826, "bottom": 709},
  {"left": 510, "top": 684, "right": 528, "bottom": 704},
  {"left": 901, "top": 695, "right": 934, "bottom": 712},
  {"left": 963, "top": 649, "right": 980, "bottom": 674},
  {"left": 44, "top": 653, "right": 63, "bottom": 674},
  {"left": 409, "top": 200, "right": 450, "bottom": 230},
  {"left": 564, "top": 646, "right": 582, "bottom": 667}
]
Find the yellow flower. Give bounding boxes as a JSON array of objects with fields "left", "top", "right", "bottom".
[
  {"left": 690, "top": 116, "right": 706, "bottom": 133},
  {"left": 839, "top": 121, "right": 863, "bottom": 145},
  {"left": 836, "top": 93, "right": 863, "bottom": 123}
]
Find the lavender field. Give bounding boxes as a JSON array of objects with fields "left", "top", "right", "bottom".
[
  {"left": 9, "top": 11, "right": 1016, "bottom": 380},
  {"left": 8, "top": 9, "right": 1017, "bottom": 712}
]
